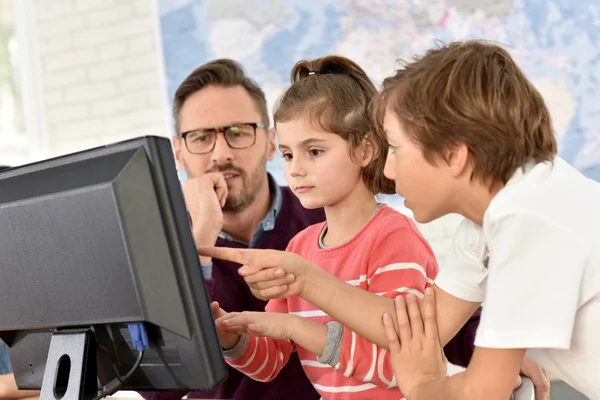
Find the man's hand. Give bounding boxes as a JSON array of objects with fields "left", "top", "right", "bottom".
[
  {"left": 210, "top": 301, "right": 241, "bottom": 349},
  {"left": 520, "top": 356, "right": 551, "bottom": 399},
  {"left": 382, "top": 288, "right": 447, "bottom": 397},
  {"left": 197, "top": 247, "right": 319, "bottom": 300},
  {"left": 216, "top": 311, "right": 295, "bottom": 341},
  {"left": 182, "top": 172, "right": 227, "bottom": 262}
]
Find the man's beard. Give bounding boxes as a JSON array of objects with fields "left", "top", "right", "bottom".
[
  {"left": 188, "top": 150, "right": 268, "bottom": 213},
  {"left": 221, "top": 152, "right": 267, "bottom": 213}
]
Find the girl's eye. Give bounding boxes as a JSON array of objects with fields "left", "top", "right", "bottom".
[
  {"left": 309, "top": 149, "right": 323, "bottom": 156},
  {"left": 281, "top": 152, "right": 292, "bottom": 161}
]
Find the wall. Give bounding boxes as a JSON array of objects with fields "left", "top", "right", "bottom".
[
  {"left": 19, "top": 0, "right": 461, "bottom": 263},
  {"left": 27, "top": 0, "right": 169, "bottom": 157}
]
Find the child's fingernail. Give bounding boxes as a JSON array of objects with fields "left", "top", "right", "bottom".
[{"left": 426, "top": 287, "right": 433, "bottom": 296}]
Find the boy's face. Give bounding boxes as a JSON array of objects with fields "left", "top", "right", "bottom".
[
  {"left": 276, "top": 117, "right": 369, "bottom": 209},
  {"left": 382, "top": 108, "right": 455, "bottom": 223}
]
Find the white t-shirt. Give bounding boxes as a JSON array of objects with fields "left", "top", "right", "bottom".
[{"left": 435, "top": 157, "right": 600, "bottom": 399}]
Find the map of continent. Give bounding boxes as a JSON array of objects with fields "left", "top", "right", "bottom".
[{"left": 158, "top": 0, "right": 600, "bottom": 186}]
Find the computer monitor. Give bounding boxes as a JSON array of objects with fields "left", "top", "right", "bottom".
[{"left": 0, "top": 136, "right": 227, "bottom": 399}]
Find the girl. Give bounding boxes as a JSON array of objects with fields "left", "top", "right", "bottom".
[{"left": 212, "top": 56, "right": 439, "bottom": 399}]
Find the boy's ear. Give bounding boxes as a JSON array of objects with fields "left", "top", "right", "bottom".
[{"left": 444, "top": 142, "right": 470, "bottom": 178}]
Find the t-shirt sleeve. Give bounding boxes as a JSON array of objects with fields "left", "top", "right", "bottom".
[
  {"left": 475, "top": 212, "right": 587, "bottom": 350},
  {"left": 434, "top": 218, "right": 488, "bottom": 302}
]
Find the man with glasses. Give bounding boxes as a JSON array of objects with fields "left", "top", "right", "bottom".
[{"left": 142, "top": 60, "right": 325, "bottom": 400}]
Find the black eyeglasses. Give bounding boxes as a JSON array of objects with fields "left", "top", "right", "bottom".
[{"left": 180, "top": 123, "right": 266, "bottom": 155}]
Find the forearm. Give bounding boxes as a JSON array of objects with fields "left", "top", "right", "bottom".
[
  {"left": 303, "top": 267, "right": 400, "bottom": 349},
  {"left": 303, "top": 270, "right": 479, "bottom": 350},
  {"left": 288, "top": 315, "right": 327, "bottom": 357},
  {"left": 197, "top": 233, "right": 219, "bottom": 264},
  {"left": 409, "top": 373, "right": 468, "bottom": 400},
  {"left": 193, "top": 225, "right": 220, "bottom": 264},
  {"left": 409, "top": 371, "right": 511, "bottom": 400},
  {"left": 410, "top": 348, "right": 524, "bottom": 400},
  {"left": 225, "top": 335, "right": 289, "bottom": 382}
]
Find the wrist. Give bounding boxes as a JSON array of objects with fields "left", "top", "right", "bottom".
[
  {"left": 407, "top": 377, "right": 438, "bottom": 400},
  {"left": 195, "top": 232, "right": 219, "bottom": 247},
  {"left": 301, "top": 264, "right": 328, "bottom": 302},
  {"left": 287, "top": 315, "right": 302, "bottom": 342},
  {"left": 199, "top": 256, "right": 213, "bottom": 265},
  {"left": 221, "top": 333, "right": 241, "bottom": 350},
  {"left": 407, "top": 381, "right": 424, "bottom": 400}
]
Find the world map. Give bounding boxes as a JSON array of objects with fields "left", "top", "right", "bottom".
[{"left": 157, "top": 0, "right": 600, "bottom": 191}]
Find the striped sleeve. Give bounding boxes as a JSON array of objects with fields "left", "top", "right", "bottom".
[
  {"left": 225, "top": 298, "right": 294, "bottom": 382},
  {"left": 337, "top": 227, "right": 439, "bottom": 388}
]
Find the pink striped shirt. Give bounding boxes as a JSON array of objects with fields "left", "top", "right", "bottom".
[{"left": 226, "top": 205, "right": 439, "bottom": 399}]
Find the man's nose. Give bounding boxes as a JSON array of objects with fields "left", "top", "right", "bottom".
[{"left": 211, "top": 135, "right": 234, "bottom": 164}]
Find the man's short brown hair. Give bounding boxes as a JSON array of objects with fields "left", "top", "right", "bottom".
[
  {"left": 373, "top": 40, "right": 557, "bottom": 186},
  {"left": 172, "top": 59, "right": 269, "bottom": 133}
]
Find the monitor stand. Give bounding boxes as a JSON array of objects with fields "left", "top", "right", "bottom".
[{"left": 40, "top": 329, "right": 98, "bottom": 400}]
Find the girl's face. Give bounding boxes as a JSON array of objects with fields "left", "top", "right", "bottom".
[{"left": 276, "top": 117, "right": 371, "bottom": 209}]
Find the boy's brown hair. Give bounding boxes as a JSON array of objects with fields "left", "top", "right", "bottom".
[
  {"left": 274, "top": 55, "right": 395, "bottom": 195},
  {"left": 373, "top": 40, "right": 557, "bottom": 186},
  {"left": 172, "top": 59, "right": 269, "bottom": 133}
]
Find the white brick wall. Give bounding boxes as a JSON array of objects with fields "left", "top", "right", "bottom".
[{"left": 31, "top": 0, "right": 168, "bottom": 157}]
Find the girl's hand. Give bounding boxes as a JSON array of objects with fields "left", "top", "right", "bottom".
[
  {"left": 211, "top": 301, "right": 241, "bottom": 349},
  {"left": 216, "top": 311, "right": 296, "bottom": 340}
]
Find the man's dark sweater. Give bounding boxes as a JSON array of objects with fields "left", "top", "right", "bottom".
[
  {"left": 142, "top": 185, "right": 325, "bottom": 400},
  {"left": 142, "top": 183, "right": 481, "bottom": 400}
]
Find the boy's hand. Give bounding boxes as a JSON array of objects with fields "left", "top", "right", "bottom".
[
  {"left": 216, "top": 311, "right": 296, "bottom": 341},
  {"left": 383, "top": 289, "right": 447, "bottom": 397},
  {"left": 520, "top": 356, "right": 551, "bottom": 399},
  {"left": 211, "top": 301, "right": 241, "bottom": 349},
  {"left": 198, "top": 247, "right": 320, "bottom": 300}
]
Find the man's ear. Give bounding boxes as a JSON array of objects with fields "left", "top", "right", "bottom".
[
  {"left": 172, "top": 135, "right": 186, "bottom": 171},
  {"left": 267, "top": 127, "right": 277, "bottom": 161}
]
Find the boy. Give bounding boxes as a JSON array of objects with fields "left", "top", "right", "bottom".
[{"left": 377, "top": 40, "right": 599, "bottom": 399}]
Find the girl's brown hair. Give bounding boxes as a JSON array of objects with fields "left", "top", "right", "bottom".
[{"left": 274, "top": 56, "right": 395, "bottom": 195}]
